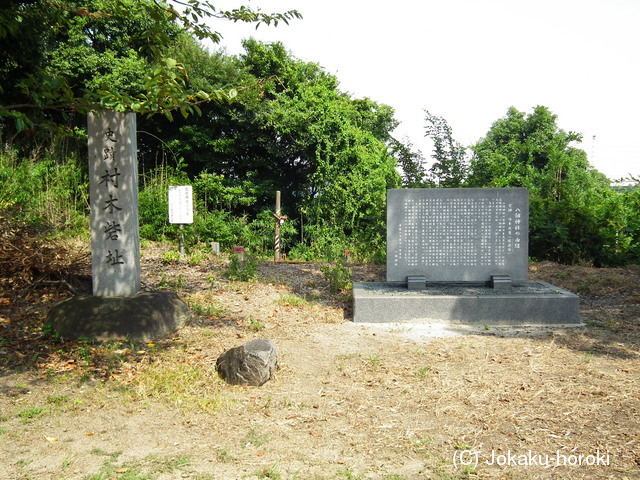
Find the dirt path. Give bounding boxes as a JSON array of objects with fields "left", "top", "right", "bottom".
[{"left": 1, "top": 248, "right": 639, "bottom": 479}]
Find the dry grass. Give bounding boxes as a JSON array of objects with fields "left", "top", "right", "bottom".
[{"left": 1, "top": 245, "right": 639, "bottom": 479}]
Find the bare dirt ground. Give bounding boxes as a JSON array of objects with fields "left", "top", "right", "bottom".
[{"left": 1, "top": 244, "right": 639, "bottom": 480}]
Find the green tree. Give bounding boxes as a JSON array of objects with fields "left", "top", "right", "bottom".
[
  {"left": 0, "top": 0, "right": 301, "bottom": 138},
  {"left": 424, "top": 110, "right": 467, "bottom": 187},
  {"left": 391, "top": 138, "right": 432, "bottom": 188},
  {"left": 467, "top": 106, "right": 585, "bottom": 188},
  {"left": 467, "top": 105, "right": 629, "bottom": 265},
  {"left": 143, "top": 40, "right": 404, "bottom": 259},
  {"left": 239, "top": 41, "right": 402, "bottom": 258}
]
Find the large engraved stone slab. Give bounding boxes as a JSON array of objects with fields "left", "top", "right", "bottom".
[
  {"left": 88, "top": 111, "right": 141, "bottom": 297},
  {"left": 353, "top": 187, "right": 580, "bottom": 325},
  {"left": 387, "top": 188, "right": 529, "bottom": 282}
]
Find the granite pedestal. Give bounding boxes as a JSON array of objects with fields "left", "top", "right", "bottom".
[{"left": 352, "top": 281, "right": 581, "bottom": 325}]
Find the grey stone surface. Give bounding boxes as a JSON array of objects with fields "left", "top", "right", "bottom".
[
  {"left": 353, "top": 187, "right": 580, "bottom": 326},
  {"left": 387, "top": 188, "right": 529, "bottom": 282},
  {"left": 407, "top": 275, "right": 426, "bottom": 290},
  {"left": 352, "top": 281, "right": 581, "bottom": 325},
  {"left": 46, "top": 291, "right": 190, "bottom": 341},
  {"left": 216, "top": 339, "right": 278, "bottom": 386},
  {"left": 88, "top": 111, "right": 141, "bottom": 297}
]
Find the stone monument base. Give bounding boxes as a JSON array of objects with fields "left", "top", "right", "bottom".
[
  {"left": 352, "top": 281, "right": 581, "bottom": 325},
  {"left": 46, "top": 291, "right": 191, "bottom": 341}
]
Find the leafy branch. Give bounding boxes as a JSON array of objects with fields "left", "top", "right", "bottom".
[
  {"left": 0, "top": 1, "right": 301, "bottom": 131},
  {"left": 163, "top": 0, "right": 302, "bottom": 42},
  {"left": 2, "top": 58, "right": 285, "bottom": 131}
]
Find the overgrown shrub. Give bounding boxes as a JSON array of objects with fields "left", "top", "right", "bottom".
[
  {"left": 0, "top": 151, "right": 89, "bottom": 234},
  {"left": 226, "top": 254, "right": 258, "bottom": 282},
  {"left": 320, "top": 258, "right": 352, "bottom": 294}
]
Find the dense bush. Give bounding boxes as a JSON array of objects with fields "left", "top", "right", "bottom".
[
  {"left": 0, "top": 151, "right": 89, "bottom": 234},
  {"left": 136, "top": 164, "right": 298, "bottom": 256}
]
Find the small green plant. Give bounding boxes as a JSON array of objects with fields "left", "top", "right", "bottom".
[
  {"left": 337, "top": 469, "right": 363, "bottom": 480},
  {"left": 582, "top": 351, "right": 594, "bottom": 363},
  {"left": 454, "top": 442, "right": 474, "bottom": 451},
  {"left": 275, "top": 294, "right": 309, "bottom": 307},
  {"left": 320, "top": 258, "right": 352, "bottom": 294},
  {"left": 227, "top": 254, "right": 259, "bottom": 282},
  {"left": 215, "top": 447, "right": 235, "bottom": 463},
  {"left": 162, "top": 250, "right": 181, "bottom": 264},
  {"left": 417, "top": 365, "right": 432, "bottom": 378},
  {"left": 412, "top": 437, "right": 431, "bottom": 449},
  {"left": 41, "top": 321, "right": 60, "bottom": 338},
  {"left": 90, "top": 448, "right": 123, "bottom": 460},
  {"left": 159, "top": 273, "right": 186, "bottom": 290},
  {"left": 61, "top": 454, "right": 74, "bottom": 469},
  {"left": 257, "top": 461, "right": 282, "bottom": 479},
  {"left": 335, "top": 352, "right": 359, "bottom": 372},
  {"left": 188, "top": 251, "right": 206, "bottom": 266},
  {"left": 245, "top": 426, "right": 268, "bottom": 448},
  {"left": 46, "top": 394, "right": 68, "bottom": 406},
  {"left": 248, "top": 317, "right": 265, "bottom": 332},
  {"left": 460, "top": 464, "right": 478, "bottom": 477},
  {"left": 365, "top": 355, "right": 382, "bottom": 369},
  {"left": 149, "top": 455, "right": 192, "bottom": 474},
  {"left": 18, "top": 406, "right": 46, "bottom": 423},
  {"left": 187, "top": 300, "right": 225, "bottom": 318}
]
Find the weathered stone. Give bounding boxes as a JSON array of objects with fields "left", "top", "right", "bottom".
[
  {"left": 46, "top": 291, "right": 190, "bottom": 341},
  {"left": 87, "top": 111, "right": 141, "bottom": 297},
  {"left": 216, "top": 339, "right": 278, "bottom": 386}
]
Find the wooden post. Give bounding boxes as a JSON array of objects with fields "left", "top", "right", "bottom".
[
  {"left": 274, "top": 191, "right": 281, "bottom": 262},
  {"left": 179, "top": 224, "right": 185, "bottom": 257}
]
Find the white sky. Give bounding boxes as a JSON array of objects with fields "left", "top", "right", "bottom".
[{"left": 210, "top": 0, "right": 640, "bottom": 180}]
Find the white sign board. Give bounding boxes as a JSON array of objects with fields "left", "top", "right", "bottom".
[{"left": 168, "top": 185, "right": 193, "bottom": 224}]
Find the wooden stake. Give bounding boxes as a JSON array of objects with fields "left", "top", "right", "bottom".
[{"left": 179, "top": 224, "right": 185, "bottom": 257}]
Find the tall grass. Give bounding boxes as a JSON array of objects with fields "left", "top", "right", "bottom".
[
  {"left": 0, "top": 150, "right": 89, "bottom": 235},
  {"left": 0, "top": 150, "right": 383, "bottom": 261}
]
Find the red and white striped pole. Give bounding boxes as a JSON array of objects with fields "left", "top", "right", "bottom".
[{"left": 274, "top": 191, "right": 282, "bottom": 262}]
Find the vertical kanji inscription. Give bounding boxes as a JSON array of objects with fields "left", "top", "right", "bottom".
[{"left": 88, "top": 112, "right": 141, "bottom": 296}]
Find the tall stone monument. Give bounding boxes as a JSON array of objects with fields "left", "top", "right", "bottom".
[
  {"left": 46, "top": 111, "right": 191, "bottom": 340},
  {"left": 87, "top": 111, "right": 141, "bottom": 297},
  {"left": 352, "top": 188, "right": 581, "bottom": 325}
]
